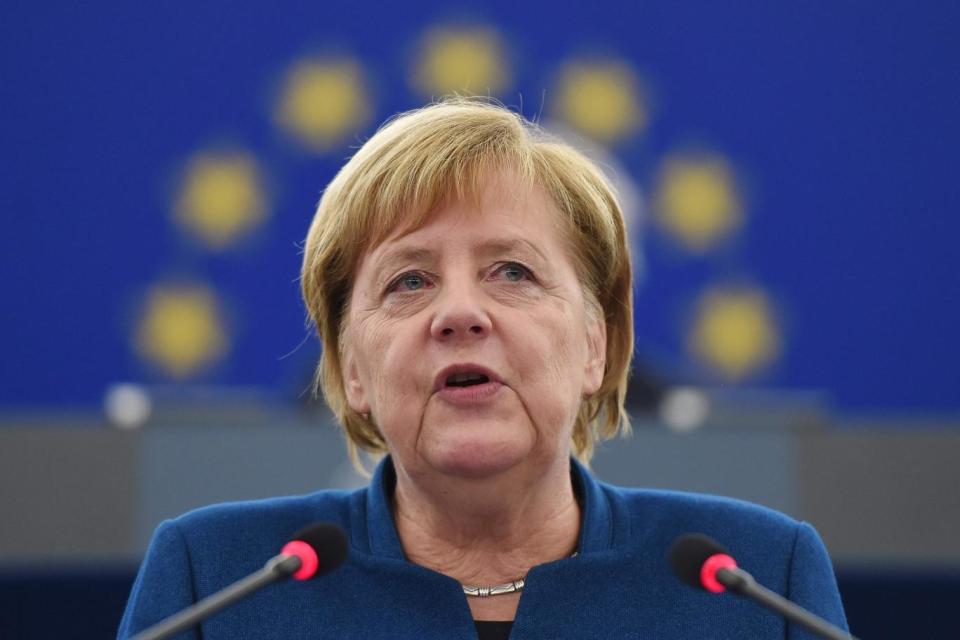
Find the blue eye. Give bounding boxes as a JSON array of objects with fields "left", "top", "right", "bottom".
[
  {"left": 387, "top": 272, "right": 430, "bottom": 294},
  {"left": 401, "top": 274, "right": 425, "bottom": 290},
  {"left": 498, "top": 262, "right": 531, "bottom": 282}
]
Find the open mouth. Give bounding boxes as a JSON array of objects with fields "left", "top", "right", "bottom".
[
  {"left": 435, "top": 365, "right": 502, "bottom": 403},
  {"left": 445, "top": 372, "right": 491, "bottom": 387}
]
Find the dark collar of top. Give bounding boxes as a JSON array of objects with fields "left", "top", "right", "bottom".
[
  {"left": 474, "top": 620, "right": 514, "bottom": 640},
  {"left": 357, "top": 456, "right": 617, "bottom": 560}
]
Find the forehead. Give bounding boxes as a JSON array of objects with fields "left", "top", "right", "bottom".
[{"left": 364, "top": 174, "right": 573, "bottom": 266}]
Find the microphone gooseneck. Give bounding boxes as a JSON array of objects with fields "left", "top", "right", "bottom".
[
  {"left": 668, "top": 533, "right": 859, "bottom": 640},
  {"left": 131, "top": 522, "right": 349, "bottom": 640}
]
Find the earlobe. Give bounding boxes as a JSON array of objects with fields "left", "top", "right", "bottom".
[
  {"left": 343, "top": 349, "right": 371, "bottom": 414},
  {"left": 583, "top": 315, "right": 607, "bottom": 396}
]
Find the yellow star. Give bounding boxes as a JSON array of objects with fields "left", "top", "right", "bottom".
[
  {"left": 554, "top": 60, "right": 646, "bottom": 143},
  {"left": 135, "top": 284, "right": 229, "bottom": 378},
  {"left": 688, "top": 287, "right": 780, "bottom": 380},
  {"left": 174, "top": 151, "right": 268, "bottom": 250},
  {"left": 413, "top": 26, "right": 509, "bottom": 96},
  {"left": 654, "top": 155, "right": 743, "bottom": 253},
  {"left": 275, "top": 57, "right": 371, "bottom": 152}
]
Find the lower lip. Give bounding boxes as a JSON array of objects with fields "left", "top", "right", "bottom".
[{"left": 436, "top": 381, "right": 504, "bottom": 404}]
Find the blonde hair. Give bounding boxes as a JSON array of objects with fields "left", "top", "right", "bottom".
[{"left": 301, "top": 98, "right": 633, "bottom": 470}]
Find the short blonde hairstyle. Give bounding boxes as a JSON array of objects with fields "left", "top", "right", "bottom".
[{"left": 301, "top": 98, "right": 633, "bottom": 469}]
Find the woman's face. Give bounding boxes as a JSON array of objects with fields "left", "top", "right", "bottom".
[{"left": 342, "top": 172, "right": 606, "bottom": 481}]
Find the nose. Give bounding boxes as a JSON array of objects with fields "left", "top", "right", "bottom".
[{"left": 429, "top": 283, "right": 492, "bottom": 341}]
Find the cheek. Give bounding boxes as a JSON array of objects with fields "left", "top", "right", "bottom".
[
  {"left": 509, "top": 309, "right": 588, "bottom": 424},
  {"left": 353, "top": 317, "right": 430, "bottom": 416},
  {"left": 525, "top": 306, "right": 586, "bottom": 377}
]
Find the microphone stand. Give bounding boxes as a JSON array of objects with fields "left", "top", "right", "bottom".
[
  {"left": 718, "top": 567, "right": 859, "bottom": 640},
  {"left": 131, "top": 555, "right": 301, "bottom": 640}
]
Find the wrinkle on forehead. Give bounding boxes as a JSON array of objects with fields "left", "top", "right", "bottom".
[
  {"left": 366, "top": 167, "right": 539, "bottom": 247},
  {"left": 371, "top": 174, "right": 564, "bottom": 263}
]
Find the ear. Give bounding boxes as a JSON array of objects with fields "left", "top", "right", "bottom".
[
  {"left": 582, "top": 312, "right": 607, "bottom": 396},
  {"left": 342, "top": 345, "right": 371, "bottom": 414}
]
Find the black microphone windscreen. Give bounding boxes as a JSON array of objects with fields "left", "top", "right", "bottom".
[
  {"left": 668, "top": 533, "right": 729, "bottom": 589},
  {"left": 292, "top": 523, "right": 349, "bottom": 577}
]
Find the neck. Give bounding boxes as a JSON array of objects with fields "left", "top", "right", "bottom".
[{"left": 391, "top": 456, "right": 580, "bottom": 621}]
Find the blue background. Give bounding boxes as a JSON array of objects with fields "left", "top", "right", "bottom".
[{"left": 1, "top": 1, "right": 958, "bottom": 412}]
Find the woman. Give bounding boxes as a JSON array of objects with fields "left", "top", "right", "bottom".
[{"left": 119, "top": 100, "right": 848, "bottom": 639}]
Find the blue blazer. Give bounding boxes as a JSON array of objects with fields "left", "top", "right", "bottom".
[{"left": 119, "top": 458, "right": 848, "bottom": 639}]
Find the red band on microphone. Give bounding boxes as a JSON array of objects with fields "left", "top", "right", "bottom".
[
  {"left": 700, "top": 553, "right": 737, "bottom": 593},
  {"left": 281, "top": 540, "right": 320, "bottom": 581}
]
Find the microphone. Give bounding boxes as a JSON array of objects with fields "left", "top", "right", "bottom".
[
  {"left": 668, "top": 533, "right": 858, "bottom": 640},
  {"left": 131, "top": 522, "right": 349, "bottom": 640}
]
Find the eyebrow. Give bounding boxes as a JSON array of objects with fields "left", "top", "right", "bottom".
[
  {"left": 372, "top": 247, "right": 435, "bottom": 280},
  {"left": 376, "top": 238, "right": 547, "bottom": 271},
  {"left": 476, "top": 238, "right": 549, "bottom": 263}
]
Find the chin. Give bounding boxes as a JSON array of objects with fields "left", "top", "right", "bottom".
[{"left": 425, "top": 436, "right": 531, "bottom": 479}]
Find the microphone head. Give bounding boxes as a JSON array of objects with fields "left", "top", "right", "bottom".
[
  {"left": 668, "top": 533, "right": 730, "bottom": 589},
  {"left": 283, "top": 523, "right": 349, "bottom": 580}
]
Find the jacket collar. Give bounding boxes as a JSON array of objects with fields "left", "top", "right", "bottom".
[{"left": 364, "top": 456, "right": 615, "bottom": 559}]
